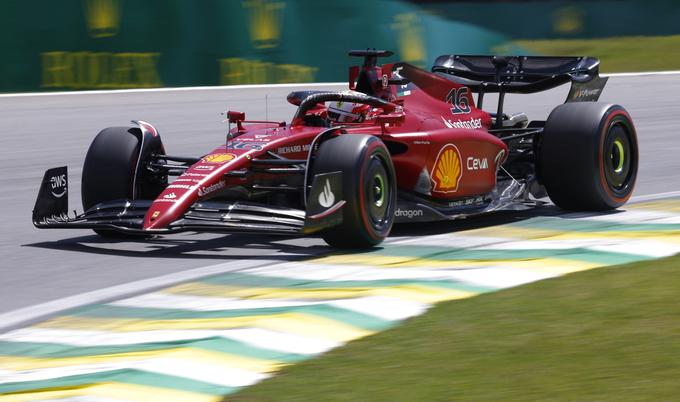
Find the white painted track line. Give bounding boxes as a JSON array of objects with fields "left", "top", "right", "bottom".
[{"left": 0, "top": 258, "right": 283, "bottom": 332}]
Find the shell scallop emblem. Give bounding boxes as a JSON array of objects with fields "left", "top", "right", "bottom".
[
  {"left": 432, "top": 144, "right": 463, "bottom": 193},
  {"left": 203, "top": 153, "right": 236, "bottom": 163}
]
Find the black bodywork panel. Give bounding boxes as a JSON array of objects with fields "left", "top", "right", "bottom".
[{"left": 431, "top": 55, "right": 602, "bottom": 94}]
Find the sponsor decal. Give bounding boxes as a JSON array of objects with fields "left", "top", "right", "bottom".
[
  {"left": 394, "top": 208, "right": 424, "bottom": 219},
  {"left": 219, "top": 57, "right": 318, "bottom": 85},
  {"left": 203, "top": 153, "right": 236, "bottom": 163},
  {"left": 182, "top": 172, "right": 208, "bottom": 177},
  {"left": 574, "top": 88, "right": 601, "bottom": 99},
  {"left": 84, "top": 0, "right": 122, "bottom": 38},
  {"left": 195, "top": 165, "right": 215, "bottom": 171},
  {"left": 382, "top": 74, "right": 389, "bottom": 88},
  {"left": 42, "top": 51, "right": 161, "bottom": 90},
  {"left": 318, "top": 179, "right": 335, "bottom": 208},
  {"left": 40, "top": 213, "right": 69, "bottom": 224},
  {"left": 242, "top": 0, "right": 285, "bottom": 49},
  {"left": 151, "top": 210, "right": 160, "bottom": 219},
  {"left": 442, "top": 116, "right": 483, "bottom": 130},
  {"left": 446, "top": 87, "right": 471, "bottom": 114},
  {"left": 245, "top": 134, "right": 274, "bottom": 141},
  {"left": 163, "top": 192, "right": 177, "bottom": 199},
  {"left": 166, "top": 184, "right": 192, "bottom": 189},
  {"left": 432, "top": 144, "right": 463, "bottom": 193},
  {"left": 466, "top": 157, "right": 489, "bottom": 170},
  {"left": 230, "top": 141, "right": 264, "bottom": 150},
  {"left": 155, "top": 199, "right": 176, "bottom": 203},
  {"left": 172, "top": 178, "right": 200, "bottom": 183},
  {"left": 50, "top": 174, "right": 67, "bottom": 198},
  {"left": 197, "top": 181, "right": 226, "bottom": 197},
  {"left": 448, "top": 195, "right": 485, "bottom": 208},
  {"left": 413, "top": 140, "right": 430, "bottom": 145},
  {"left": 277, "top": 144, "right": 311, "bottom": 154}
]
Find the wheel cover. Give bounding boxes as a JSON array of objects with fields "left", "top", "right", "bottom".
[
  {"left": 373, "top": 174, "right": 386, "bottom": 208},
  {"left": 365, "top": 153, "right": 392, "bottom": 230},
  {"left": 603, "top": 120, "right": 635, "bottom": 194}
]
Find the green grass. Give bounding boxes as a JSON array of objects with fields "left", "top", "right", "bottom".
[
  {"left": 513, "top": 35, "right": 680, "bottom": 73},
  {"left": 227, "top": 254, "right": 680, "bottom": 401}
]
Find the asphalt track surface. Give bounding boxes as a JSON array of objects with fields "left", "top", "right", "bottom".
[{"left": 1, "top": 74, "right": 679, "bottom": 319}]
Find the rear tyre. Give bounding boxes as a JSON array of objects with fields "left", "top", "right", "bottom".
[
  {"left": 312, "top": 135, "right": 396, "bottom": 248},
  {"left": 81, "top": 127, "right": 164, "bottom": 238},
  {"left": 539, "top": 102, "right": 638, "bottom": 211}
]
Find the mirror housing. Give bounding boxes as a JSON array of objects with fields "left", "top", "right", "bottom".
[
  {"left": 227, "top": 111, "right": 245, "bottom": 123},
  {"left": 376, "top": 112, "right": 405, "bottom": 134},
  {"left": 376, "top": 112, "right": 405, "bottom": 125},
  {"left": 226, "top": 110, "right": 245, "bottom": 132}
]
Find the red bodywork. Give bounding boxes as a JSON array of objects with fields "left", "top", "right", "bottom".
[{"left": 143, "top": 63, "right": 508, "bottom": 231}]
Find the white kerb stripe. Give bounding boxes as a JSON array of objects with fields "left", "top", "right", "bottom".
[
  {"left": 0, "top": 327, "right": 338, "bottom": 355},
  {"left": 110, "top": 293, "right": 321, "bottom": 311},
  {"left": 560, "top": 209, "right": 680, "bottom": 224},
  {"left": 475, "top": 238, "right": 680, "bottom": 258},
  {"left": 30, "top": 397, "right": 135, "bottom": 402},
  {"left": 0, "top": 358, "right": 266, "bottom": 388},
  {"left": 110, "top": 293, "right": 429, "bottom": 322}
]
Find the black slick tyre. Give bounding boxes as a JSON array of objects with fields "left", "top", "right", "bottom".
[
  {"left": 312, "top": 134, "right": 396, "bottom": 248},
  {"left": 81, "top": 127, "right": 157, "bottom": 237},
  {"left": 539, "top": 102, "right": 638, "bottom": 211}
]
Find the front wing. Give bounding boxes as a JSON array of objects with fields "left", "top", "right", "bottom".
[{"left": 32, "top": 167, "right": 344, "bottom": 236}]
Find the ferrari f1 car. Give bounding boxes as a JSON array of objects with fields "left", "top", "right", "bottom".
[{"left": 33, "top": 50, "right": 638, "bottom": 248}]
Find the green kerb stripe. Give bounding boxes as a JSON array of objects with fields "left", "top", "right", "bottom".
[
  {"left": 0, "top": 368, "right": 236, "bottom": 396},
  {"left": 0, "top": 337, "right": 309, "bottom": 362}
]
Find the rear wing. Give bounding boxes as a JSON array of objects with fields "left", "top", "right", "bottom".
[
  {"left": 432, "top": 55, "right": 608, "bottom": 127},
  {"left": 432, "top": 55, "right": 604, "bottom": 94}
]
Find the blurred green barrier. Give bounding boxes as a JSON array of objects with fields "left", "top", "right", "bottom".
[{"left": 0, "top": 0, "right": 677, "bottom": 92}]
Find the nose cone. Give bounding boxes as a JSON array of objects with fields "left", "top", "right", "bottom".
[{"left": 143, "top": 188, "right": 193, "bottom": 230}]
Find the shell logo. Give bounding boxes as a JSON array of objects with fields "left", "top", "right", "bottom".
[
  {"left": 203, "top": 153, "right": 236, "bottom": 163},
  {"left": 432, "top": 144, "right": 463, "bottom": 193}
]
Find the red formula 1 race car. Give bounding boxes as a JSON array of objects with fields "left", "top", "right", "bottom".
[{"left": 33, "top": 50, "right": 638, "bottom": 248}]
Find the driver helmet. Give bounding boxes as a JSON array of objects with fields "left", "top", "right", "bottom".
[{"left": 327, "top": 100, "right": 370, "bottom": 123}]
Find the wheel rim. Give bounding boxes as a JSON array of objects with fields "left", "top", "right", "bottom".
[
  {"left": 373, "top": 174, "right": 385, "bottom": 208},
  {"left": 603, "top": 120, "right": 635, "bottom": 194},
  {"left": 365, "top": 153, "right": 392, "bottom": 230}
]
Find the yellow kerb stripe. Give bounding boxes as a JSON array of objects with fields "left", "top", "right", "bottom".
[
  {"left": 34, "top": 312, "right": 372, "bottom": 342},
  {"left": 165, "top": 282, "right": 477, "bottom": 303},
  {"left": 461, "top": 226, "right": 680, "bottom": 243},
  {"left": 310, "top": 254, "right": 599, "bottom": 273},
  {"left": 0, "top": 347, "right": 282, "bottom": 373}
]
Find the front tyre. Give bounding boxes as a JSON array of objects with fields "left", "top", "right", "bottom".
[
  {"left": 539, "top": 102, "right": 638, "bottom": 210},
  {"left": 81, "top": 126, "right": 165, "bottom": 237},
  {"left": 312, "top": 135, "right": 396, "bottom": 248}
]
